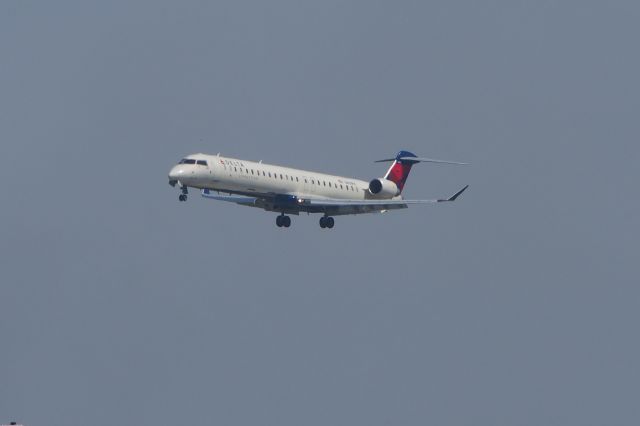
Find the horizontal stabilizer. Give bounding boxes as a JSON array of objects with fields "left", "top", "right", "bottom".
[
  {"left": 403, "top": 157, "right": 468, "bottom": 165},
  {"left": 375, "top": 157, "right": 468, "bottom": 165}
]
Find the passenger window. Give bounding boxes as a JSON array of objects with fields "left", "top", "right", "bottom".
[
  {"left": 296, "top": 177, "right": 299, "bottom": 182},
  {"left": 340, "top": 184, "right": 343, "bottom": 189},
  {"left": 280, "top": 174, "right": 283, "bottom": 179},
  {"left": 251, "top": 169, "right": 254, "bottom": 175},
  {"left": 323, "top": 181, "right": 326, "bottom": 186},
  {"left": 268, "top": 172, "right": 271, "bottom": 177},
  {"left": 262, "top": 171, "right": 266, "bottom": 176},
  {"left": 234, "top": 167, "right": 237, "bottom": 172}
]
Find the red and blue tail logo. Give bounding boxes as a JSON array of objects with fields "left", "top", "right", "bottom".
[{"left": 384, "top": 151, "right": 418, "bottom": 193}]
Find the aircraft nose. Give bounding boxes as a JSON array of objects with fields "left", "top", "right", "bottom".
[{"left": 168, "top": 166, "right": 184, "bottom": 184}]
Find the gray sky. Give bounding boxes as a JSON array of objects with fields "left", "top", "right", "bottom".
[{"left": 1, "top": 1, "right": 639, "bottom": 425}]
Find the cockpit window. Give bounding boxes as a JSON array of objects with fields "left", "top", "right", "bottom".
[{"left": 178, "top": 158, "right": 207, "bottom": 165}]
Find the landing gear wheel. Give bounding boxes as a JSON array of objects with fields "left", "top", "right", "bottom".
[
  {"left": 276, "top": 215, "right": 291, "bottom": 228},
  {"left": 326, "top": 217, "right": 334, "bottom": 229},
  {"left": 320, "top": 216, "right": 334, "bottom": 229},
  {"left": 178, "top": 194, "right": 187, "bottom": 202}
]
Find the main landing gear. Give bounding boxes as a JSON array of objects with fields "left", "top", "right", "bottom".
[
  {"left": 178, "top": 186, "right": 188, "bottom": 202},
  {"left": 276, "top": 214, "right": 291, "bottom": 228},
  {"left": 319, "top": 216, "right": 335, "bottom": 229}
]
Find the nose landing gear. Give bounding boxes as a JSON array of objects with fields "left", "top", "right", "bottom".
[
  {"left": 178, "top": 186, "right": 188, "bottom": 202},
  {"left": 276, "top": 214, "right": 291, "bottom": 228},
  {"left": 319, "top": 216, "right": 334, "bottom": 229}
]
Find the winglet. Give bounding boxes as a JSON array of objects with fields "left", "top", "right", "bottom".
[{"left": 439, "top": 185, "right": 469, "bottom": 202}]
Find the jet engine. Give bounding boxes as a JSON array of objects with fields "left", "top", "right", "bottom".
[{"left": 368, "top": 178, "right": 400, "bottom": 199}]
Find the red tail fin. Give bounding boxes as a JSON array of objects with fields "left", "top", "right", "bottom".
[{"left": 383, "top": 151, "right": 418, "bottom": 193}]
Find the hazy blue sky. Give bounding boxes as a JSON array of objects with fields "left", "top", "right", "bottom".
[{"left": 1, "top": 1, "right": 639, "bottom": 425}]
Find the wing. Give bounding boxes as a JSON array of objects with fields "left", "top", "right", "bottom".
[
  {"left": 200, "top": 185, "right": 468, "bottom": 216},
  {"left": 300, "top": 185, "right": 469, "bottom": 215}
]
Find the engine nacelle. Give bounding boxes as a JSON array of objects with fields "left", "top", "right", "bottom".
[{"left": 368, "top": 178, "right": 400, "bottom": 198}]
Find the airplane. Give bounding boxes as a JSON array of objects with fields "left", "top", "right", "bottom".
[{"left": 168, "top": 150, "right": 468, "bottom": 229}]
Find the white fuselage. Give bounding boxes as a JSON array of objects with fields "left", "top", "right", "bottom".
[{"left": 169, "top": 153, "right": 390, "bottom": 201}]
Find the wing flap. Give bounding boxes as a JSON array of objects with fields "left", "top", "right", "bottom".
[
  {"left": 302, "top": 199, "right": 408, "bottom": 215},
  {"left": 201, "top": 189, "right": 258, "bottom": 205}
]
